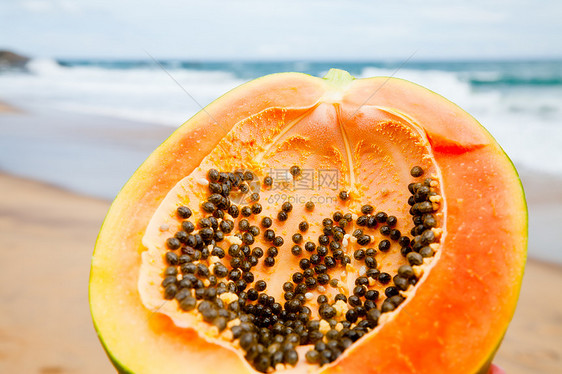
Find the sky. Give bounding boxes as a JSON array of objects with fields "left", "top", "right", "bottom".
[{"left": 1, "top": 0, "right": 562, "bottom": 60}]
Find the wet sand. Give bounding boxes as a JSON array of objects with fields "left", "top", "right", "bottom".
[{"left": 0, "top": 171, "right": 561, "bottom": 374}]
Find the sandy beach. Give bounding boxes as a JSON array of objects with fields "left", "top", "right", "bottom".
[
  {"left": 0, "top": 170, "right": 561, "bottom": 374},
  {"left": 1, "top": 104, "right": 561, "bottom": 373}
]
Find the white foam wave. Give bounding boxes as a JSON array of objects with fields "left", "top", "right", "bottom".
[{"left": 0, "top": 58, "right": 246, "bottom": 126}]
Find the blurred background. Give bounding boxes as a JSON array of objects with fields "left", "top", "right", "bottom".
[{"left": 1, "top": 1, "right": 561, "bottom": 373}]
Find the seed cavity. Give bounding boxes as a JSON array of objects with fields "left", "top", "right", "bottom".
[{"left": 151, "top": 165, "right": 440, "bottom": 372}]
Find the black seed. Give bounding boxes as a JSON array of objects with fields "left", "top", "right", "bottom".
[
  {"left": 264, "top": 257, "right": 275, "bottom": 267},
  {"left": 319, "top": 305, "right": 336, "bottom": 319},
  {"left": 273, "top": 236, "right": 284, "bottom": 247},
  {"left": 306, "top": 350, "right": 320, "bottom": 363},
  {"left": 375, "top": 211, "right": 388, "bottom": 223},
  {"left": 243, "top": 272, "right": 255, "bottom": 284},
  {"left": 381, "top": 300, "right": 395, "bottom": 313},
  {"left": 281, "top": 201, "right": 293, "bottom": 213},
  {"left": 365, "top": 256, "right": 377, "bottom": 268},
  {"left": 366, "top": 308, "right": 381, "bottom": 324},
  {"left": 277, "top": 211, "right": 288, "bottom": 221},
  {"left": 264, "top": 229, "right": 275, "bottom": 242},
  {"left": 357, "top": 235, "right": 371, "bottom": 245},
  {"left": 290, "top": 233, "right": 303, "bottom": 244},
  {"left": 345, "top": 309, "right": 358, "bottom": 323},
  {"left": 315, "top": 264, "right": 327, "bottom": 274},
  {"left": 165, "top": 266, "right": 178, "bottom": 277},
  {"left": 174, "top": 231, "right": 188, "bottom": 244},
  {"left": 394, "top": 275, "right": 409, "bottom": 291},
  {"left": 338, "top": 190, "right": 349, "bottom": 200},
  {"left": 196, "top": 263, "right": 210, "bottom": 278},
  {"left": 366, "top": 268, "right": 380, "bottom": 279},
  {"left": 356, "top": 215, "right": 368, "bottom": 227},
  {"left": 165, "top": 251, "right": 179, "bottom": 265},
  {"left": 179, "top": 296, "right": 196, "bottom": 311},
  {"left": 236, "top": 279, "right": 247, "bottom": 293},
  {"left": 348, "top": 295, "right": 362, "bottom": 307},
  {"left": 355, "top": 276, "right": 369, "bottom": 286},
  {"left": 284, "top": 349, "right": 298, "bottom": 366},
  {"left": 384, "top": 215, "right": 397, "bottom": 227},
  {"left": 414, "top": 201, "right": 434, "bottom": 214},
  {"left": 423, "top": 214, "right": 437, "bottom": 228},
  {"left": 338, "top": 219, "right": 349, "bottom": 229},
  {"left": 240, "top": 206, "right": 252, "bottom": 217},
  {"left": 400, "top": 246, "right": 412, "bottom": 257},
  {"left": 242, "top": 232, "right": 255, "bottom": 245},
  {"left": 317, "top": 245, "right": 328, "bottom": 257},
  {"left": 267, "top": 247, "right": 279, "bottom": 257},
  {"left": 228, "top": 205, "right": 239, "bottom": 218},
  {"left": 328, "top": 212, "right": 341, "bottom": 223},
  {"left": 177, "top": 206, "right": 192, "bottom": 219},
  {"left": 332, "top": 249, "right": 343, "bottom": 260},
  {"left": 365, "top": 289, "right": 379, "bottom": 301},
  {"left": 407, "top": 252, "right": 424, "bottom": 266},
  {"left": 305, "top": 201, "right": 315, "bottom": 211},
  {"left": 213, "top": 264, "right": 228, "bottom": 278},
  {"left": 202, "top": 201, "right": 216, "bottom": 213},
  {"left": 305, "top": 277, "right": 317, "bottom": 289},
  {"left": 263, "top": 176, "right": 273, "bottom": 187},
  {"left": 352, "top": 229, "right": 363, "bottom": 238},
  {"left": 164, "top": 284, "right": 178, "bottom": 299},
  {"left": 310, "top": 254, "right": 321, "bottom": 265},
  {"left": 353, "top": 285, "right": 366, "bottom": 297},
  {"left": 179, "top": 221, "right": 195, "bottom": 235},
  {"left": 229, "top": 269, "right": 242, "bottom": 281},
  {"left": 181, "top": 263, "right": 196, "bottom": 274},
  {"left": 162, "top": 275, "right": 177, "bottom": 288},
  {"left": 251, "top": 203, "right": 262, "bottom": 215},
  {"left": 289, "top": 165, "right": 301, "bottom": 176},
  {"left": 385, "top": 286, "right": 399, "bottom": 298},
  {"left": 329, "top": 241, "right": 341, "bottom": 252},
  {"left": 166, "top": 237, "right": 181, "bottom": 250},
  {"left": 380, "top": 225, "right": 391, "bottom": 236},
  {"left": 240, "top": 332, "right": 256, "bottom": 350},
  {"left": 410, "top": 166, "right": 424, "bottom": 177},
  {"left": 378, "top": 239, "right": 391, "bottom": 251},
  {"left": 246, "top": 288, "right": 259, "bottom": 301},
  {"left": 378, "top": 272, "right": 391, "bottom": 284},
  {"left": 398, "top": 265, "right": 415, "bottom": 279},
  {"left": 196, "top": 219, "right": 210, "bottom": 230},
  {"left": 421, "top": 229, "right": 436, "bottom": 245},
  {"left": 292, "top": 272, "right": 304, "bottom": 283},
  {"left": 261, "top": 217, "right": 272, "bottom": 228},
  {"left": 298, "top": 221, "right": 309, "bottom": 232},
  {"left": 420, "top": 246, "right": 435, "bottom": 258},
  {"left": 334, "top": 293, "right": 347, "bottom": 303},
  {"left": 206, "top": 168, "right": 220, "bottom": 182},
  {"left": 291, "top": 245, "right": 302, "bottom": 256},
  {"left": 324, "top": 256, "right": 336, "bottom": 268},
  {"left": 317, "top": 274, "right": 330, "bottom": 285}
]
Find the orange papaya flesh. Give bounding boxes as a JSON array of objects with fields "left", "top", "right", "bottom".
[{"left": 89, "top": 69, "right": 526, "bottom": 374}]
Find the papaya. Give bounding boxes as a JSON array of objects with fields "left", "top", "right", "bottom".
[{"left": 89, "top": 69, "right": 527, "bottom": 373}]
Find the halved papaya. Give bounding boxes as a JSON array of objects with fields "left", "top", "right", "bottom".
[{"left": 89, "top": 69, "right": 527, "bottom": 373}]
